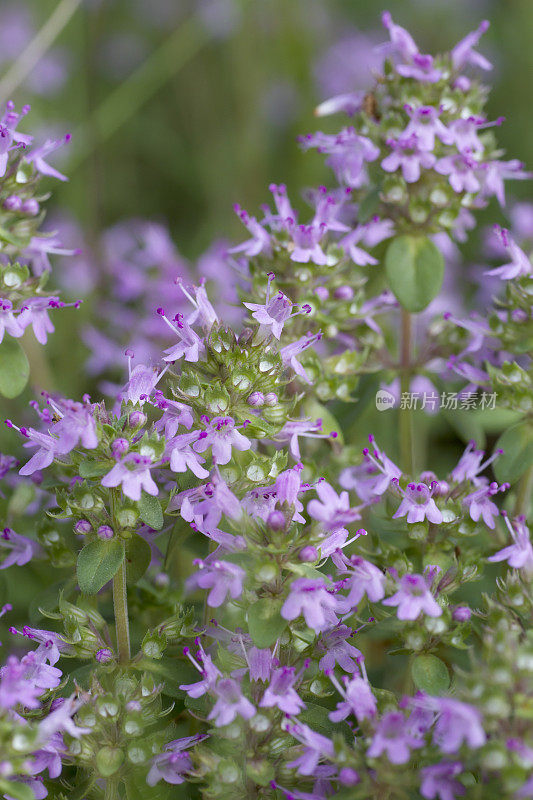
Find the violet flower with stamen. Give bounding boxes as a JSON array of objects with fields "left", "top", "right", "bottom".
[
  {"left": 383, "top": 573, "right": 442, "bottom": 620},
  {"left": 392, "top": 480, "right": 443, "bottom": 524}
]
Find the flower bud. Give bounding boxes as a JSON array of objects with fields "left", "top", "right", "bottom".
[
  {"left": 96, "top": 746, "right": 124, "bottom": 777},
  {"left": 75, "top": 519, "right": 92, "bottom": 534},
  {"left": 339, "top": 767, "right": 359, "bottom": 786},
  {"left": 264, "top": 392, "right": 278, "bottom": 406},
  {"left": 96, "top": 648, "right": 114, "bottom": 663},
  {"left": 155, "top": 572, "right": 170, "bottom": 587},
  {"left": 299, "top": 546, "right": 319, "bottom": 562},
  {"left": 21, "top": 198, "right": 39, "bottom": 216},
  {"left": 97, "top": 525, "right": 114, "bottom": 540},
  {"left": 128, "top": 410, "right": 147, "bottom": 428},
  {"left": 315, "top": 286, "right": 329, "bottom": 301},
  {"left": 267, "top": 510, "right": 285, "bottom": 531},
  {"left": 334, "top": 286, "right": 354, "bottom": 301},
  {"left": 112, "top": 438, "right": 129, "bottom": 457},
  {"left": 452, "top": 605, "right": 471, "bottom": 622},
  {"left": 3, "top": 195, "right": 21, "bottom": 211},
  {"left": 247, "top": 391, "right": 265, "bottom": 407}
]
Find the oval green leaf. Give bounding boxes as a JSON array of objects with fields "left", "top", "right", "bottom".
[
  {"left": 138, "top": 491, "right": 164, "bottom": 530},
  {"left": 125, "top": 535, "right": 152, "bottom": 584},
  {"left": 248, "top": 598, "right": 287, "bottom": 649},
  {"left": 77, "top": 538, "right": 125, "bottom": 594},
  {"left": 385, "top": 235, "right": 445, "bottom": 313},
  {"left": 412, "top": 654, "right": 450, "bottom": 694},
  {"left": 0, "top": 338, "right": 29, "bottom": 398},
  {"left": 494, "top": 422, "right": 533, "bottom": 484}
]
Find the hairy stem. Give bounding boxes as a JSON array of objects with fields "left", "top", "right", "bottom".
[
  {"left": 514, "top": 465, "right": 533, "bottom": 518},
  {"left": 399, "top": 308, "right": 414, "bottom": 474},
  {"left": 113, "top": 560, "right": 130, "bottom": 663}
]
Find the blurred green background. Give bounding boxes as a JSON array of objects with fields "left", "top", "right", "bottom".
[{"left": 0, "top": 0, "right": 531, "bottom": 396}]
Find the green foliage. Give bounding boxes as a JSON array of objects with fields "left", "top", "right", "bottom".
[
  {"left": 494, "top": 422, "right": 533, "bottom": 484},
  {"left": 411, "top": 654, "right": 450, "bottom": 694},
  {"left": 385, "top": 235, "right": 445, "bottom": 312},
  {"left": 77, "top": 538, "right": 125, "bottom": 594},
  {"left": 247, "top": 598, "right": 288, "bottom": 648},
  {"left": 0, "top": 338, "right": 29, "bottom": 398},
  {"left": 138, "top": 492, "right": 164, "bottom": 531}
]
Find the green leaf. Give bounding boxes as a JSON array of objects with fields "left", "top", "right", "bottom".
[
  {"left": 138, "top": 491, "right": 164, "bottom": 530},
  {"left": 77, "top": 538, "right": 125, "bottom": 594},
  {"left": 494, "top": 422, "right": 533, "bottom": 484},
  {"left": 0, "top": 779, "right": 35, "bottom": 800},
  {"left": 125, "top": 535, "right": 152, "bottom": 584},
  {"left": 79, "top": 460, "right": 113, "bottom": 478},
  {"left": 412, "top": 654, "right": 450, "bottom": 694},
  {"left": 385, "top": 235, "right": 445, "bottom": 313},
  {"left": 0, "top": 338, "right": 29, "bottom": 398},
  {"left": 248, "top": 598, "right": 287, "bottom": 649},
  {"left": 96, "top": 746, "right": 124, "bottom": 777}
]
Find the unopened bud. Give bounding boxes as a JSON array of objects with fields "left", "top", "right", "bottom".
[
  {"left": 339, "top": 767, "right": 359, "bottom": 786},
  {"left": 96, "top": 648, "right": 114, "bottom": 663},
  {"left": 21, "top": 198, "right": 39, "bottom": 216},
  {"left": 247, "top": 392, "right": 265, "bottom": 407},
  {"left": 128, "top": 411, "right": 147, "bottom": 428},
  {"left": 3, "top": 195, "right": 21, "bottom": 211},
  {"left": 452, "top": 606, "right": 471, "bottom": 622},
  {"left": 267, "top": 510, "right": 285, "bottom": 531},
  {"left": 75, "top": 519, "right": 92, "bottom": 534},
  {"left": 264, "top": 392, "right": 278, "bottom": 406},
  {"left": 334, "top": 286, "right": 354, "bottom": 301},
  {"left": 299, "top": 546, "right": 319, "bottom": 562},
  {"left": 112, "top": 438, "right": 129, "bottom": 457},
  {"left": 97, "top": 525, "right": 114, "bottom": 540}
]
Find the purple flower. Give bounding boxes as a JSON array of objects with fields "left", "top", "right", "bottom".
[
  {"left": 0, "top": 102, "right": 32, "bottom": 177},
  {"left": 488, "top": 515, "right": 533, "bottom": 576},
  {"left": 187, "top": 558, "right": 245, "bottom": 607},
  {"left": 26, "top": 134, "right": 71, "bottom": 181},
  {"left": 0, "top": 528, "right": 42, "bottom": 569},
  {"left": 317, "top": 624, "right": 362, "bottom": 673},
  {"left": 0, "top": 298, "right": 24, "bottom": 341},
  {"left": 230, "top": 204, "right": 272, "bottom": 258},
  {"left": 166, "top": 433, "right": 209, "bottom": 479},
  {"left": 0, "top": 654, "right": 44, "bottom": 709},
  {"left": 367, "top": 711, "right": 423, "bottom": 764},
  {"left": 120, "top": 361, "right": 169, "bottom": 404},
  {"left": 383, "top": 573, "right": 442, "bottom": 620},
  {"left": 340, "top": 440, "right": 401, "bottom": 502},
  {"left": 147, "top": 735, "right": 207, "bottom": 786},
  {"left": 450, "top": 440, "right": 502, "bottom": 483},
  {"left": 207, "top": 677, "right": 255, "bottom": 727},
  {"left": 403, "top": 106, "right": 452, "bottom": 152},
  {"left": 193, "top": 416, "right": 251, "bottom": 466},
  {"left": 17, "top": 427, "right": 58, "bottom": 476},
  {"left": 155, "top": 399, "right": 194, "bottom": 436},
  {"left": 49, "top": 398, "right": 98, "bottom": 453},
  {"left": 307, "top": 481, "right": 361, "bottom": 532},
  {"left": 340, "top": 227, "right": 378, "bottom": 266},
  {"left": 435, "top": 150, "right": 481, "bottom": 194},
  {"left": 159, "top": 310, "right": 206, "bottom": 363},
  {"left": 37, "top": 696, "right": 90, "bottom": 740},
  {"left": 430, "top": 698, "right": 486, "bottom": 753},
  {"left": 260, "top": 666, "right": 306, "bottom": 715},
  {"left": 285, "top": 720, "right": 335, "bottom": 776},
  {"left": 18, "top": 297, "right": 58, "bottom": 344},
  {"left": 328, "top": 672, "right": 377, "bottom": 723},
  {"left": 451, "top": 20, "right": 491, "bottom": 72},
  {"left": 382, "top": 134, "right": 436, "bottom": 183},
  {"left": 244, "top": 281, "right": 296, "bottom": 338},
  {"left": 101, "top": 453, "right": 158, "bottom": 501},
  {"left": 380, "top": 11, "right": 419, "bottom": 63},
  {"left": 420, "top": 761, "right": 465, "bottom": 800},
  {"left": 485, "top": 226, "right": 532, "bottom": 280},
  {"left": 281, "top": 578, "right": 339, "bottom": 632},
  {"left": 463, "top": 481, "right": 505, "bottom": 529},
  {"left": 180, "top": 643, "right": 222, "bottom": 698},
  {"left": 301, "top": 128, "right": 379, "bottom": 188},
  {"left": 397, "top": 53, "right": 442, "bottom": 83},
  {"left": 334, "top": 554, "right": 386, "bottom": 609},
  {"left": 393, "top": 481, "right": 443, "bottom": 525},
  {"left": 280, "top": 332, "right": 322, "bottom": 384}
]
